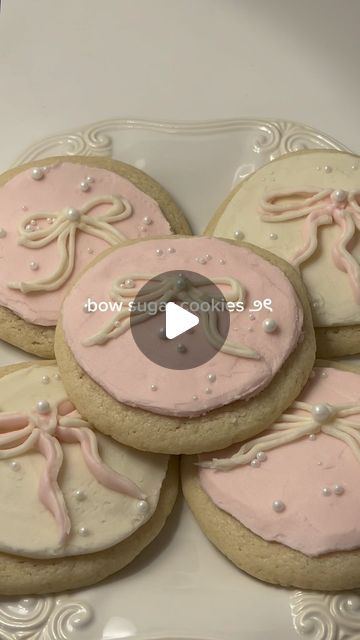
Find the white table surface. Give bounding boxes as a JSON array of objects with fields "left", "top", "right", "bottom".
[{"left": 1, "top": 0, "right": 360, "bottom": 168}]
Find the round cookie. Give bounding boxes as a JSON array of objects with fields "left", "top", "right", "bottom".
[
  {"left": 206, "top": 150, "right": 360, "bottom": 357},
  {"left": 182, "top": 362, "right": 360, "bottom": 591},
  {"left": 55, "top": 235, "right": 315, "bottom": 454},
  {"left": 0, "top": 361, "right": 177, "bottom": 595},
  {"left": 0, "top": 156, "right": 190, "bottom": 358}
]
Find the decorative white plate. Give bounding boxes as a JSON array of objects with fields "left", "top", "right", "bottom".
[{"left": 0, "top": 119, "right": 359, "bottom": 640}]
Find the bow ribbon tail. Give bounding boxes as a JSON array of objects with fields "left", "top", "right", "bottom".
[
  {"left": 332, "top": 212, "right": 360, "bottom": 304},
  {"left": 56, "top": 424, "right": 145, "bottom": 500},
  {"left": 79, "top": 218, "right": 126, "bottom": 245},
  {"left": 36, "top": 430, "right": 71, "bottom": 544},
  {"left": 291, "top": 209, "right": 332, "bottom": 267}
]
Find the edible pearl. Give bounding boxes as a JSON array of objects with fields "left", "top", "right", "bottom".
[
  {"left": 192, "top": 395, "right": 198, "bottom": 401},
  {"left": 332, "top": 189, "right": 347, "bottom": 203},
  {"left": 79, "top": 527, "right": 89, "bottom": 537},
  {"left": 151, "top": 384, "right": 157, "bottom": 391},
  {"left": 320, "top": 371, "right": 328, "bottom": 378},
  {"left": 219, "top": 258, "right": 226, "bottom": 265},
  {"left": 234, "top": 230, "right": 244, "bottom": 240},
  {"left": 251, "top": 459, "right": 260, "bottom": 468},
  {"left": 197, "top": 256, "right": 207, "bottom": 264},
  {"left": 29, "top": 261, "right": 39, "bottom": 271},
  {"left": 66, "top": 207, "right": 81, "bottom": 222},
  {"left": 256, "top": 451, "right": 267, "bottom": 462},
  {"left": 156, "top": 249, "right": 163, "bottom": 256},
  {"left": 311, "top": 403, "right": 334, "bottom": 424},
  {"left": 272, "top": 500, "right": 285, "bottom": 513},
  {"left": 22, "top": 205, "right": 28, "bottom": 211},
  {"left": 137, "top": 500, "right": 149, "bottom": 515},
  {"left": 0, "top": 228, "right": 7, "bottom": 238},
  {"left": 47, "top": 217, "right": 54, "bottom": 225},
  {"left": 74, "top": 490, "right": 87, "bottom": 502},
  {"left": 167, "top": 247, "right": 175, "bottom": 253},
  {"left": 205, "top": 387, "right": 212, "bottom": 394},
  {"left": 36, "top": 400, "right": 51, "bottom": 415},
  {"left": 207, "top": 373, "right": 216, "bottom": 383},
  {"left": 262, "top": 318, "right": 277, "bottom": 333},
  {"left": 87, "top": 247, "right": 94, "bottom": 254},
  {"left": 9, "top": 461, "right": 20, "bottom": 471},
  {"left": 85, "top": 176, "right": 94, "bottom": 183},
  {"left": 309, "top": 434, "right": 316, "bottom": 441},
  {"left": 41, "top": 375, "right": 50, "bottom": 385},
  {"left": 80, "top": 180, "right": 90, "bottom": 192},
  {"left": 143, "top": 216, "right": 152, "bottom": 225},
  {"left": 334, "top": 484, "right": 344, "bottom": 495},
  {"left": 205, "top": 254, "right": 212, "bottom": 260},
  {"left": 125, "top": 279, "right": 134, "bottom": 288},
  {"left": 324, "top": 165, "right": 332, "bottom": 173},
  {"left": 177, "top": 343, "right": 187, "bottom": 353},
  {"left": 351, "top": 165, "right": 357, "bottom": 170},
  {"left": 54, "top": 373, "right": 61, "bottom": 381},
  {"left": 31, "top": 167, "right": 44, "bottom": 180},
  {"left": 322, "top": 487, "right": 332, "bottom": 497}
]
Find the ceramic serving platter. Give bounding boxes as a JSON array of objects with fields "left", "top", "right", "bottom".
[{"left": 0, "top": 118, "right": 358, "bottom": 640}]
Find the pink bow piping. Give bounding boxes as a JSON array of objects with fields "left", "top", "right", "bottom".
[
  {"left": 0, "top": 401, "right": 145, "bottom": 544},
  {"left": 260, "top": 187, "right": 360, "bottom": 304}
]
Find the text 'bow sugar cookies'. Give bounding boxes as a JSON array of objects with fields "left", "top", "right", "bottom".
[
  {"left": 55, "top": 236, "right": 315, "bottom": 454},
  {"left": 0, "top": 156, "right": 190, "bottom": 358},
  {"left": 0, "top": 361, "right": 177, "bottom": 595},
  {"left": 206, "top": 150, "right": 360, "bottom": 357},
  {"left": 182, "top": 362, "right": 360, "bottom": 592}
]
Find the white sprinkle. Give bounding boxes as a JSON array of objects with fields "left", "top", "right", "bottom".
[
  {"left": 207, "top": 373, "right": 216, "bottom": 383},
  {"left": 334, "top": 484, "right": 344, "bottom": 495},
  {"left": 167, "top": 247, "right": 176, "bottom": 254},
  {"left": 192, "top": 395, "right": 198, "bottom": 401},
  {"left": 47, "top": 217, "right": 55, "bottom": 225},
  {"left": 205, "top": 254, "right": 212, "bottom": 260},
  {"left": 80, "top": 180, "right": 90, "bottom": 192},
  {"left": 22, "top": 205, "right": 28, "bottom": 211},
  {"left": 29, "top": 261, "right": 39, "bottom": 271},
  {"left": 87, "top": 247, "right": 94, "bottom": 254},
  {"left": 74, "top": 490, "right": 87, "bottom": 502},
  {"left": 31, "top": 167, "right": 44, "bottom": 181},
  {"left": 36, "top": 400, "right": 51, "bottom": 415},
  {"left": 256, "top": 451, "right": 267, "bottom": 462},
  {"left": 156, "top": 249, "right": 163, "bottom": 256},
  {"left": 234, "top": 230, "right": 244, "bottom": 240},
  {"left": 205, "top": 387, "right": 212, "bottom": 394},
  {"left": 78, "top": 526, "right": 89, "bottom": 537},
  {"left": 9, "top": 461, "right": 20, "bottom": 471},
  {"left": 177, "top": 343, "right": 187, "bottom": 353},
  {"left": 197, "top": 256, "right": 207, "bottom": 264},
  {"left": 262, "top": 318, "right": 277, "bottom": 333},
  {"left": 137, "top": 500, "right": 149, "bottom": 515},
  {"left": 125, "top": 279, "right": 134, "bottom": 288},
  {"left": 322, "top": 487, "right": 332, "bottom": 497},
  {"left": 324, "top": 165, "right": 332, "bottom": 173},
  {"left": 320, "top": 371, "right": 328, "bottom": 378},
  {"left": 143, "top": 216, "right": 152, "bottom": 225},
  {"left": 85, "top": 176, "right": 94, "bottom": 183},
  {"left": 351, "top": 165, "right": 357, "bottom": 170},
  {"left": 41, "top": 375, "right": 50, "bottom": 385},
  {"left": 54, "top": 373, "right": 61, "bottom": 381},
  {"left": 151, "top": 384, "right": 157, "bottom": 391},
  {"left": 219, "top": 258, "right": 226, "bottom": 265},
  {"left": 251, "top": 459, "right": 260, "bottom": 468},
  {"left": 66, "top": 207, "right": 81, "bottom": 222},
  {"left": 269, "top": 233, "right": 278, "bottom": 240},
  {"left": 309, "top": 434, "right": 316, "bottom": 441},
  {"left": 272, "top": 500, "right": 285, "bottom": 513}
]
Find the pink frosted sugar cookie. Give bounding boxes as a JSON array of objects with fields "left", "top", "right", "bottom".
[
  {"left": 182, "top": 363, "right": 360, "bottom": 591},
  {"left": 0, "top": 156, "right": 190, "bottom": 357},
  {"left": 0, "top": 361, "right": 177, "bottom": 595},
  {"left": 56, "top": 236, "right": 315, "bottom": 454}
]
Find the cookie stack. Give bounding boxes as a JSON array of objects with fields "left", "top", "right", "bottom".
[{"left": 0, "top": 150, "right": 359, "bottom": 596}]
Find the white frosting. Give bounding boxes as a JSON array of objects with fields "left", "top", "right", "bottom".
[
  {"left": 0, "top": 364, "right": 168, "bottom": 559},
  {"left": 212, "top": 152, "right": 360, "bottom": 327}
]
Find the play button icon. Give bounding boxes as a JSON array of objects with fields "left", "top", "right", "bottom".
[
  {"left": 165, "top": 302, "right": 199, "bottom": 340},
  {"left": 130, "top": 270, "right": 230, "bottom": 370}
]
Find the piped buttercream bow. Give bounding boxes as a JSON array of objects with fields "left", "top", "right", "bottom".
[
  {"left": 8, "top": 195, "right": 132, "bottom": 293},
  {"left": 202, "top": 400, "right": 360, "bottom": 470},
  {"left": 0, "top": 400, "right": 144, "bottom": 543},
  {"left": 83, "top": 272, "right": 260, "bottom": 360},
  {"left": 260, "top": 187, "right": 360, "bottom": 303}
]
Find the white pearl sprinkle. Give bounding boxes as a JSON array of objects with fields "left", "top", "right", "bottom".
[
  {"left": 25, "top": 224, "right": 34, "bottom": 232},
  {"left": 125, "top": 279, "right": 134, "bottom": 288},
  {"left": 36, "top": 400, "right": 51, "bottom": 415},
  {"left": 0, "top": 228, "right": 7, "bottom": 238},
  {"left": 309, "top": 434, "right": 316, "bottom": 441},
  {"left": 143, "top": 216, "right": 152, "bottom": 225},
  {"left": 320, "top": 371, "right": 328, "bottom": 378},
  {"left": 192, "top": 395, "right": 198, "bottom": 401},
  {"left": 322, "top": 487, "right": 332, "bottom": 497},
  {"left": 249, "top": 313, "right": 255, "bottom": 321},
  {"left": 78, "top": 527, "right": 89, "bottom": 537},
  {"left": 272, "top": 500, "right": 285, "bottom": 513},
  {"left": 9, "top": 461, "right": 20, "bottom": 471},
  {"left": 219, "top": 258, "right": 226, "bottom": 265},
  {"left": 332, "top": 189, "right": 347, "bottom": 203},
  {"left": 156, "top": 249, "right": 163, "bottom": 256},
  {"left": 139, "top": 225, "right": 147, "bottom": 232},
  {"left": 54, "top": 373, "right": 61, "bottom": 381},
  {"left": 41, "top": 375, "right": 50, "bottom": 385},
  {"left": 177, "top": 343, "right": 187, "bottom": 353},
  {"left": 334, "top": 484, "right": 344, "bottom": 495},
  {"left": 311, "top": 403, "right": 334, "bottom": 424},
  {"left": 167, "top": 247, "right": 176, "bottom": 253},
  {"left": 205, "top": 254, "right": 212, "bottom": 260},
  {"left": 324, "top": 165, "right": 332, "bottom": 173},
  {"left": 234, "top": 230, "right": 244, "bottom": 240},
  {"left": 256, "top": 451, "right": 267, "bottom": 462},
  {"left": 351, "top": 165, "right": 357, "bottom": 170},
  {"left": 262, "top": 318, "right": 277, "bottom": 333},
  {"left": 80, "top": 180, "right": 90, "bottom": 192},
  {"left": 22, "top": 205, "right": 28, "bottom": 211},
  {"left": 85, "top": 176, "right": 94, "bottom": 183},
  {"left": 87, "top": 247, "right": 94, "bottom": 254},
  {"left": 269, "top": 232, "right": 278, "bottom": 240},
  {"left": 66, "top": 207, "right": 81, "bottom": 222},
  {"left": 29, "top": 261, "right": 39, "bottom": 271},
  {"left": 47, "top": 217, "right": 55, "bottom": 225},
  {"left": 31, "top": 167, "right": 44, "bottom": 181},
  {"left": 197, "top": 256, "right": 207, "bottom": 264},
  {"left": 205, "top": 387, "right": 212, "bottom": 394},
  {"left": 151, "top": 384, "right": 157, "bottom": 391},
  {"left": 137, "top": 500, "right": 149, "bottom": 515},
  {"left": 207, "top": 373, "right": 216, "bottom": 383},
  {"left": 251, "top": 459, "right": 260, "bottom": 468},
  {"left": 74, "top": 490, "right": 87, "bottom": 502}
]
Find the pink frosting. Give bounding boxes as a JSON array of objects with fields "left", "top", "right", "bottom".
[
  {"left": 62, "top": 237, "right": 303, "bottom": 417},
  {"left": 199, "top": 367, "right": 360, "bottom": 556},
  {"left": 0, "top": 162, "right": 171, "bottom": 325}
]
